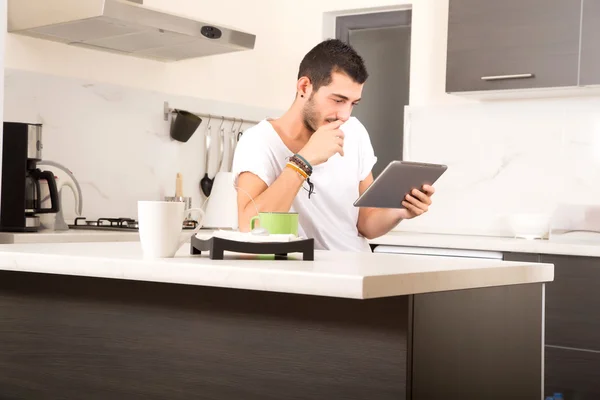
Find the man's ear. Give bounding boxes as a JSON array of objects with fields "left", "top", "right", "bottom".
[{"left": 297, "top": 76, "right": 312, "bottom": 98}]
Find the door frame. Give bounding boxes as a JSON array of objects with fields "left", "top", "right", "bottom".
[
  {"left": 322, "top": 4, "right": 412, "bottom": 42},
  {"left": 335, "top": 10, "right": 412, "bottom": 44},
  {"left": 332, "top": 9, "right": 413, "bottom": 167}
]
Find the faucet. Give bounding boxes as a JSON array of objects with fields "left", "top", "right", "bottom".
[{"left": 36, "top": 160, "right": 83, "bottom": 230}]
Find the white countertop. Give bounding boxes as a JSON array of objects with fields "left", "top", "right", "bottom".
[
  {"left": 370, "top": 231, "right": 600, "bottom": 258},
  {"left": 0, "top": 228, "right": 212, "bottom": 244},
  {"left": 0, "top": 229, "right": 140, "bottom": 244},
  {"left": 4, "top": 228, "right": 599, "bottom": 258},
  {"left": 0, "top": 241, "right": 553, "bottom": 299}
]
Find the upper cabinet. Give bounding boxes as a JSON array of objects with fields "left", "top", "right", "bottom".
[
  {"left": 580, "top": 0, "right": 600, "bottom": 86},
  {"left": 446, "top": 0, "right": 589, "bottom": 95}
]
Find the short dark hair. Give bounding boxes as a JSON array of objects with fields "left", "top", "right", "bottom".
[{"left": 297, "top": 39, "right": 368, "bottom": 92}]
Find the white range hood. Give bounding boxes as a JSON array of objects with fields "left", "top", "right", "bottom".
[{"left": 7, "top": 0, "right": 256, "bottom": 62}]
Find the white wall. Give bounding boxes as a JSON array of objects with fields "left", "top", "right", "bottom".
[
  {"left": 5, "top": 24, "right": 168, "bottom": 94},
  {"left": 3, "top": 69, "right": 278, "bottom": 222},
  {"left": 160, "top": 0, "right": 452, "bottom": 109},
  {"left": 5, "top": 0, "right": 466, "bottom": 110},
  {"left": 7, "top": 0, "right": 598, "bottom": 237},
  {"left": 167, "top": 0, "right": 471, "bottom": 108}
]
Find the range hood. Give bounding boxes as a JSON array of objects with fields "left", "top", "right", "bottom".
[{"left": 7, "top": 0, "right": 256, "bottom": 61}]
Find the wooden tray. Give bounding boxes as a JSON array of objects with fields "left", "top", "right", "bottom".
[{"left": 190, "top": 235, "right": 315, "bottom": 260}]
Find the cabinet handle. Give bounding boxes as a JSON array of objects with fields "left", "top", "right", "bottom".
[{"left": 481, "top": 73, "right": 534, "bottom": 81}]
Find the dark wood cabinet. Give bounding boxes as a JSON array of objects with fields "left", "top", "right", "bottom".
[
  {"left": 411, "top": 284, "right": 543, "bottom": 400},
  {"left": 0, "top": 271, "right": 410, "bottom": 400},
  {"left": 503, "top": 251, "right": 600, "bottom": 398},
  {"left": 580, "top": 0, "right": 600, "bottom": 85},
  {"left": 505, "top": 253, "right": 600, "bottom": 350},
  {"left": 545, "top": 346, "right": 600, "bottom": 400},
  {"left": 446, "top": 0, "right": 581, "bottom": 93},
  {"left": 503, "top": 252, "right": 541, "bottom": 263},
  {"left": 540, "top": 254, "right": 600, "bottom": 351},
  {"left": 0, "top": 270, "right": 546, "bottom": 400}
]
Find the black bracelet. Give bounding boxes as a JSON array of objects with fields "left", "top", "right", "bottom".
[
  {"left": 287, "top": 155, "right": 315, "bottom": 199},
  {"left": 289, "top": 155, "right": 312, "bottom": 176},
  {"left": 294, "top": 154, "right": 313, "bottom": 172}
]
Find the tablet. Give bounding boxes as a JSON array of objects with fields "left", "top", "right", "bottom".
[{"left": 354, "top": 160, "right": 447, "bottom": 208}]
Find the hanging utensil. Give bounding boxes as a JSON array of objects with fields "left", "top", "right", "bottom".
[
  {"left": 212, "top": 117, "right": 225, "bottom": 173},
  {"left": 216, "top": 118, "right": 228, "bottom": 173},
  {"left": 236, "top": 118, "right": 245, "bottom": 145},
  {"left": 203, "top": 117, "right": 224, "bottom": 197},
  {"left": 200, "top": 115, "right": 213, "bottom": 197},
  {"left": 232, "top": 118, "right": 243, "bottom": 150},
  {"left": 170, "top": 109, "right": 202, "bottom": 142},
  {"left": 219, "top": 118, "right": 236, "bottom": 173},
  {"left": 229, "top": 118, "right": 244, "bottom": 171}
]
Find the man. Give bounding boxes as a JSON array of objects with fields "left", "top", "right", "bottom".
[{"left": 231, "top": 39, "right": 435, "bottom": 252}]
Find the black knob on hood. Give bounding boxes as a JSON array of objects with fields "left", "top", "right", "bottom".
[{"left": 201, "top": 26, "right": 222, "bottom": 39}]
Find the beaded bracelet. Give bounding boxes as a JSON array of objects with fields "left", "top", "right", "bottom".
[
  {"left": 289, "top": 154, "right": 312, "bottom": 177},
  {"left": 286, "top": 155, "right": 315, "bottom": 198},
  {"left": 294, "top": 154, "right": 313, "bottom": 173}
]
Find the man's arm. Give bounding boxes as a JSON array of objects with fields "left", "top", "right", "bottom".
[
  {"left": 236, "top": 120, "right": 346, "bottom": 232},
  {"left": 237, "top": 169, "right": 305, "bottom": 232},
  {"left": 357, "top": 172, "right": 435, "bottom": 240}
]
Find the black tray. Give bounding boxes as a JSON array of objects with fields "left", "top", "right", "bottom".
[{"left": 190, "top": 235, "right": 314, "bottom": 260}]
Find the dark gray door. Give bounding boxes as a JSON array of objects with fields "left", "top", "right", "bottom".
[
  {"left": 446, "top": 0, "right": 581, "bottom": 92},
  {"left": 540, "top": 254, "right": 600, "bottom": 350},
  {"left": 411, "top": 284, "right": 544, "bottom": 399},
  {"left": 580, "top": 0, "right": 600, "bottom": 86},
  {"left": 336, "top": 10, "right": 411, "bottom": 179},
  {"left": 539, "top": 254, "right": 600, "bottom": 399},
  {"left": 545, "top": 346, "right": 600, "bottom": 400}
]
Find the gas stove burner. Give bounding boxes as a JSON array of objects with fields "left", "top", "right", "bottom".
[
  {"left": 70, "top": 217, "right": 139, "bottom": 231},
  {"left": 97, "top": 217, "right": 138, "bottom": 228},
  {"left": 69, "top": 216, "right": 197, "bottom": 231}
]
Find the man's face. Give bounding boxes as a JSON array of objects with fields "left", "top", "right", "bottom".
[{"left": 302, "top": 72, "right": 363, "bottom": 132}]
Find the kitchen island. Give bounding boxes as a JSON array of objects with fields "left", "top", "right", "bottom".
[
  {"left": 0, "top": 241, "right": 553, "bottom": 400},
  {"left": 368, "top": 231, "right": 600, "bottom": 398}
]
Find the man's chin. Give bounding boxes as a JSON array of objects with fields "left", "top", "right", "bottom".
[{"left": 303, "top": 119, "right": 317, "bottom": 133}]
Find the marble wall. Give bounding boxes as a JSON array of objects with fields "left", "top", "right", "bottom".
[
  {"left": 397, "top": 97, "right": 600, "bottom": 236},
  {"left": 6, "top": 68, "right": 600, "bottom": 237},
  {"left": 3, "top": 69, "right": 280, "bottom": 222}
]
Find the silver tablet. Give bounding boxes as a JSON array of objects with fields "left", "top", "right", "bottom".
[{"left": 354, "top": 160, "right": 447, "bottom": 208}]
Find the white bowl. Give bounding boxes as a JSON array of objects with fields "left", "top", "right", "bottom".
[{"left": 507, "top": 213, "right": 551, "bottom": 240}]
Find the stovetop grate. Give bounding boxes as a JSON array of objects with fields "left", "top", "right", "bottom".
[
  {"left": 68, "top": 217, "right": 196, "bottom": 231},
  {"left": 69, "top": 217, "right": 139, "bottom": 231}
]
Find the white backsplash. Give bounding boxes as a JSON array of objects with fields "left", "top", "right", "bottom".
[
  {"left": 397, "top": 97, "right": 600, "bottom": 236},
  {"left": 3, "top": 69, "right": 280, "bottom": 222},
  {"left": 6, "top": 68, "right": 600, "bottom": 237}
]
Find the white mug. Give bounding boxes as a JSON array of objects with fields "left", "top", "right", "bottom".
[{"left": 138, "top": 201, "right": 205, "bottom": 258}]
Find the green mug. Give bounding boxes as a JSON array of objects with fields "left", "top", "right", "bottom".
[{"left": 250, "top": 212, "right": 299, "bottom": 235}]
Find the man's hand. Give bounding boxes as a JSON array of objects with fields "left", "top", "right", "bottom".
[
  {"left": 357, "top": 173, "right": 437, "bottom": 240},
  {"left": 397, "top": 184, "right": 435, "bottom": 220},
  {"left": 297, "top": 120, "right": 345, "bottom": 166}
]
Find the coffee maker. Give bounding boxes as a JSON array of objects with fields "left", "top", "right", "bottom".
[{"left": 0, "top": 122, "right": 60, "bottom": 232}]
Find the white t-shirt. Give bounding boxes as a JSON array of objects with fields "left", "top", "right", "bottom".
[{"left": 231, "top": 117, "right": 378, "bottom": 252}]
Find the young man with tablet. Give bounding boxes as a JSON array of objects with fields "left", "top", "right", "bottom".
[{"left": 232, "top": 39, "right": 436, "bottom": 252}]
